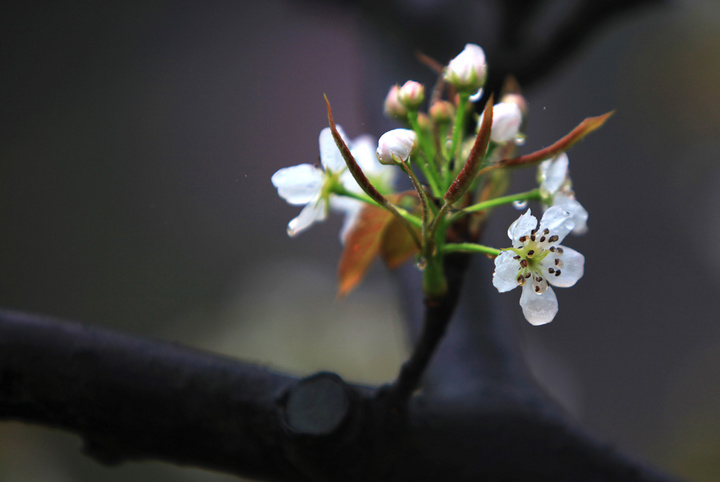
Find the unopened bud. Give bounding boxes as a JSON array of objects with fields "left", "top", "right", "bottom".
[
  {"left": 376, "top": 128, "right": 417, "bottom": 164},
  {"left": 500, "top": 93, "right": 528, "bottom": 117},
  {"left": 397, "top": 80, "right": 425, "bottom": 110},
  {"left": 479, "top": 102, "right": 523, "bottom": 144},
  {"left": 444, "top": 43, "right": 487, "bottom": 93},
  {"left": 429, "top": 100, "right": 455, "bottom": 123},
  {"left": 383, "top": 85, "right": 408, "bottom": 120}
]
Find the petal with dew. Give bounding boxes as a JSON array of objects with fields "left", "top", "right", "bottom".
[
  {"left": 539, "top": 152, "right": 569, "bottom": 195},
  {"left": 538, "top": 206, "right": 574, "bottom": 242},
  {"left": 554, "top": 193, "right": 588, "bottom": 235},
  {"left": 493, "top": 251, "right": 521, "bottom": 293},
  {"left": 519, "top": 284, "right": 558, "bottom": 325},
  {"left": 271, "top": 164, "right": 324, "bottom": 205}
]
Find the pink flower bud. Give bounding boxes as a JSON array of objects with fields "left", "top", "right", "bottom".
[
  {"left": 383, "top": 85, "right": 408, "bottom": 120},
  {"left": 376, "top": 128, "right": 417, "bottom": 164},
  {"left": 429, "top": 100, "right": 455, "bottom": 123},
  {"left": 489, "top": 102, "right": 523, "bottom": 143},
  {"left": 444, "top": 43, "right": 487, "bottom": 93},
  {"left": 397, "top": 80, "right": 425, "bottom": 109}
]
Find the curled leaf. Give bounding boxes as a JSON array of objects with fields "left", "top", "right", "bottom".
[{"left": 477, "top": 111, "right": 614, "bottom": 176}]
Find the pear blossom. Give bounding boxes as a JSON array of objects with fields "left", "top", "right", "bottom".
[
  {"left": 493, "top": 207, "right": 584, "bottom": 325},
  {"left": 538, "top": 152, "right": 588, "bottom": 234},
  {"left": 479, "top": 101, "right": 523, "bottom": 144},
  {"left": 376, "top": 128, "right": 417, "bottom": 164},
  {"left": 271, "top": 126, "right": 396, "bottom": 238},
  {"left": 444, "top": 43, "right": 487, "bottom": 93}
]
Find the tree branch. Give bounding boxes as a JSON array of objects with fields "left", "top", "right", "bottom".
[{"left": 0, "top": 309, "right": 678, "bottom": 481}]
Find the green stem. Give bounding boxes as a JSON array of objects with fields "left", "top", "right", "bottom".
[
  {"left": 334, "top": 188, "right": 424, "bottom": 229},
  {"left": 407, "top": 112, "right": 442, "bottom": 197},
  {"left": 442, "top": 243, "right": 501, "bottom": 256},
  {"left": 451, "top": 188, "right": 541, "bottom": 221},
  {"left": 448, "top": 92, "right": 470, "bottom": 183}
]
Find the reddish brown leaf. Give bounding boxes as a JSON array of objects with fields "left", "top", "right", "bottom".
[
  {"left": 380, "top": 217, "right": 420, "bottom": 269},
  {"left": 476, "top": 111, "right": 614, "bottom": 176},
  {"left": 337, "top": 204, "right": 395, "bottom": 297}
]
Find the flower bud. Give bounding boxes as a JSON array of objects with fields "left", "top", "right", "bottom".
[
  {"left": 383, "top": 85, "right": 408, "bottom": 120},
  {"left": 479, "top": 102, "right": 523, "bottom": 144},
  {"left": 397, "top": 80, "right": 425, "bottom": 110},
  {"left": 376, "top": 128, "right": 417, "bottom": 164},
  {"left": 429, "top": 100, "right": 455, "bottom": 123},
  {"left": 500, "top": 93, "right": 528, "bottom": 117},
  {"left": 444, "top": 43, "right": 487, "bottom": 93}
]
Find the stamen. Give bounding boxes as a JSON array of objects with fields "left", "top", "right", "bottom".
[
  {"left": 534, "top": 285, "right": 540, "bottom": 293},
  {"left": 554, "top": 258, "right": 560, "bottom": 266},
  {"left": 539, "top": 236, "right": 546, "bottom": 242},
  {"left": 524, "top": 272, "right": 531, "bottom": 278},
  {"left": 527, "top": 250, "right": 535, "bottom": 258},
  {"left": 519, "top": 236, "right": 527, "bottom": 243},
  {"left": 549, "top": 246, "right": 556, "bottom": 252},
  {"left": 543, "top": 228, "right": 550, "bottom": 235},
  {"left": 555, "top": 269, "right": 562, "bottom": 276},
  {"left": 513, "top": 255, "right": 521, "bottom": 260},
  {"left": 549, "top": 235, "right": 559, "bottom": 243},
  {"left": 535, "top": 276, "right": 543, "bottom": 282},
  {"left": 548, "top": 268, "right": 555, "bottom": 274},
  {"left": 520, "top": 259, "right": 528, "bottom": 268},
  {"left": 517, "top": 275, "right": 525, "bottom": 285},
  {"left": 556, "top": 247, "right": 564, "bottom": 254},
  {"left": 530, "top": 235, "right": 536, "bottom": 242}
]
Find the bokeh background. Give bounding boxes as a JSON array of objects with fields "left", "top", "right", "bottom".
[{"left": 2, "top": 1, "right": 720, "bottom": 480}]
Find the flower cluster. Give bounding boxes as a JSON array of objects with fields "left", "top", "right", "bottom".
[{"left": 271, "top": 43, "right": 609, "bottom": 324}]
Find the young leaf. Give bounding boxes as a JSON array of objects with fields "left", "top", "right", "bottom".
[
  {"left": 381, "top": 216, "right": 420, "bottom": 269},
  {"left": 337, "top": 204, "right": 395, "bottom": 297},
  {"left": 476, "top": 111, "right": 614, "bottom": 176}
]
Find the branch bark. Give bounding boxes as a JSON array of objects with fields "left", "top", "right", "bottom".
[{"left": 0, "top": 309, "right": 678, "bottom": 481}]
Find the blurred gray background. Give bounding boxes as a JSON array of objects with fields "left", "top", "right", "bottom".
[{"left": 1, "top": 1, "right": 720, "bottom": 481}]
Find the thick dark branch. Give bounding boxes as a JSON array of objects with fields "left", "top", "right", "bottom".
[
  {"left": 0, "top": 310, "right": 302, "bottom": 481},
  {"left": 0, "top": 309, "right": 678, "bottom": 480}
]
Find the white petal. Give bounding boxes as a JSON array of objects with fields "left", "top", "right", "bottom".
[
  {"left": 538, "top": 206, "right": 573, "bottom": 243},
  {"left": 554, "top": 193, "right": 588, "bottom": 235},
  {"left": 539, "top": 152, "right": 569, "bottom": 195},
  {"left": 287, "top": 198, "right": 327, "bottom": 237},
  {"left": 350, "top": 135, "right": 379, "bottom": 173},
  {"left": 319, "top": 126, "right": 348, "bottom": 173},
  {"left": 332, "top": 197, "right": 363, "bottom": 243},
  {"left": 493, "top": 251, "right": 521, "bottom": 293},
  {"left": 545, "top": 246, "right": 584, "bottom": 288},
  {"left": 519, "top": 284, "right": 558, "bottom": 325},
  {"left": 508, "top": 209, "right": 537, "bottom": 244},
  {"left": 271, "top": 164, "right": 324, "bottom": 205}
]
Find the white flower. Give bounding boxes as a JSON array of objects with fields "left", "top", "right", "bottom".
[
  {"left": 479, "top": 102, "right": 523, "bottom": 144},
  {"left": 376, "top": 128, "right": 417, "bottom": 164},
  {"left": 271, "top": 126, "right": 396, "bottom": 239},
  {"left": 444, "top": 43, "right": 487, "bottom": 93},
  {"left": 538, "top": 152, "right": 588, "bottom": 235},
  {"left": 492, "top": 207, "right": 584, "bottom": 325}
]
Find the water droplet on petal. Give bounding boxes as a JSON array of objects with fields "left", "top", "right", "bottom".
[
  {"left": 415, "top": 256, "right": 428, "bottom": 271},
  {"left": 514, "top": 133, "right": 526, "bottom": 146},
  {"left": 512, "top": 200, "right": 528, "bottom": 210}
]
